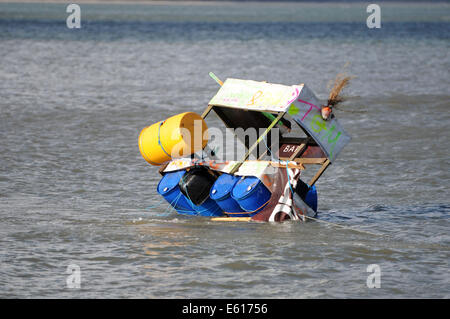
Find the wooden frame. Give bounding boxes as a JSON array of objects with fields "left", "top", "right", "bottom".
[
  {"left": 201, "top": 104, "right": 214, "bottom": 119},
  {"left": 230, "top": 111, "right": 286, "bottom": 174},
  {"left": 308, "top": 159, "right": 331, "bottom": 186},
  {"left": 201, "top": 80, "right": 332, "bottom": 185}
]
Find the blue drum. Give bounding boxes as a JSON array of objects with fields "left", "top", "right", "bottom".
[
  {"left": 210, "top": 173, "right": 242, "bottom": 215},
  {"left": 157, "top": 170, "right": 224, "bottom": 216},
  {"left": 304, "top": 185, "right": 318, "bottom": 212},
  {"left": 157, "top": 170, "right": 191, "bottom": 211},
  {"left": 231, "top": 176, "right": 272, "bottom": 216}
]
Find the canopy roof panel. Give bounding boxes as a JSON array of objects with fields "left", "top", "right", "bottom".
[
  {"left": 209, "top": 78, "right": 302, "bottom": 113},
  {"left": 207, "top": 78, "right": 351, "bottom": 162}
]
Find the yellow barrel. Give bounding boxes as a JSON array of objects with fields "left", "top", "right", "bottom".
[{"left": 139, "top": 112, "right": 209, "bottom": 166}]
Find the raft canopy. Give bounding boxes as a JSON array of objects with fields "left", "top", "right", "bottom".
[{"left": 204, "top": 78, "right": 351, "bottom": 163}]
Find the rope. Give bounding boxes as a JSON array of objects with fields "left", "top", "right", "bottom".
[
  {"left": 165, "top": 192, "right": 183, "bottom": 214},
  {"left": 145, "top": 196, "right": 167, "bottom": 210},
  {"left": 145, "top": 192, "right": 184, "bottom": 216},
  {"left": 157, "top": 121, "right": 172, "bottom": 159},
  {"left": 262, "top": 135, "right": 284, "bottom": 164},
  {"left": 262, "top": 135, "right": 272, "bottom": 160}
]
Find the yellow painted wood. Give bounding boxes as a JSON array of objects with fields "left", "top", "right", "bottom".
[{"left": 210, "top": 217, "right": 252, "bottom": 222}]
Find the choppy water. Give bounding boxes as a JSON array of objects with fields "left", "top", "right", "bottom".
[{"left": 0, "top": 2, "right": 449, "bottom": 298}]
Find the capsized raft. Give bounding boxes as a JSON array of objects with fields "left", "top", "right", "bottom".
[{"left": 139, "top": 75, "right": 351, "bottom": 222}]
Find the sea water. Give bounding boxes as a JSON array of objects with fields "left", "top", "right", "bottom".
[{"left": 0, "top": 1, "right": 449, "bottom": 298}]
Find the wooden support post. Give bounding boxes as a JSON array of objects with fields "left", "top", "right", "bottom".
[
  {"left": 211, "top": 217, "right": 251, "bottom": 222},
  {"left": 288, "top": 137, "right": 311, "bottom": 161},
  {"left": 201, "top": 104, "right": 213, "bottom": 119},
  {"left": 293, "top": 157, "right": 327, "bottom": 165},
  {"left": 230, "top": 112, "right": 286, "bottom": 174},
  {"left": 270, "top": 161, "right": 305, "bottom": 170},
  {"left": 308, "top": 159, "right": 331, "bottom": 186},
  {"left": 257, "top": 148, "right": 269, "bottom": 160}
]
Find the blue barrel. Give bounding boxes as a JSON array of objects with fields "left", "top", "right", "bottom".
[
  {"left": 157, "top": 170, "right": 224, "bottom": 217},
  {"left": 304, "top": 185, "right": 318, "bottom": 212},
  {"left": 231, "top": 176, "right": 272, "bottom": 216},
  {"left": 186, "top": 197, "right": 224, "bottom": 217},
  {"left": 157, "top": 170, "right": 192, "bottom": 211},
  {"left": 210, "top": 173, "right": 242, "bottom": 215}
]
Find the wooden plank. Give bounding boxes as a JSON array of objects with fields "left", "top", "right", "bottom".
[
  {"left": 270, "top": 161, "right": 305, "bottom": 170},
  {"left": 278, "top": 157, "right": 327, "bottom": 165},
  {"left": 288, "top": 137, "right": 311, "bottom": 161},
  {"left": 295, "top": 157, "right": 327, "bottom": 164},
  {"left": 201, "top": 104, "right": 214, "bottom": 119},
  {"left": 208, "top": 78, "right": 298, "bottom": 113},
  {"left": 308, "top": 159, "right": 331, "bottom": 186},
  {"left": 211, "top": 217, "right": 252, "bottom": 222},
  {"left": 300, "top": 145, "right": 327, "bottom": 159},
  {"left": 257, "top": 147, "right": 269, "bottom": 160},
  {"left": 278, "top": 143, "right": 299, "bottom": 159},
  {"left": 278, "top": 137, "right": 321, "bottom": 160},
  {"left": 158, "top": 162, "right": 169, "bottom": 175}
]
